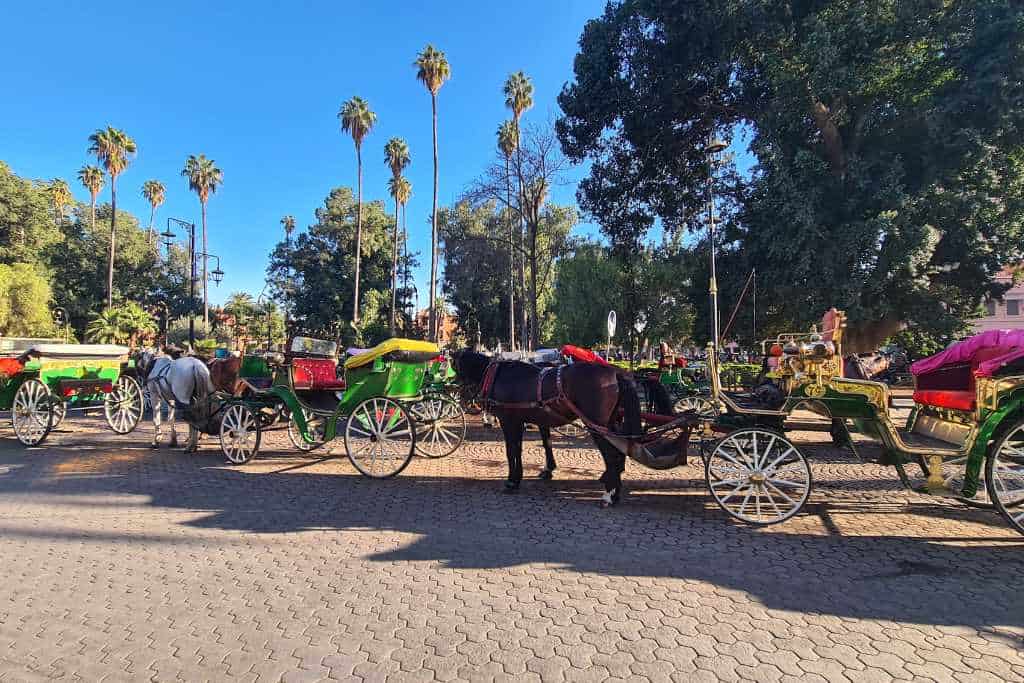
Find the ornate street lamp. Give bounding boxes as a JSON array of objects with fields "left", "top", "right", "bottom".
[{"left": 706, "top": 137, "right": 728, "bottom": 350}]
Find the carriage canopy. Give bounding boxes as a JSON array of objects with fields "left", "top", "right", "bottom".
[
  {"left": 911, "top": 329, "right": 1024, "bottom": 378},
  {"left": 343, "top": 338, "right": 440, "bottom": 370}
]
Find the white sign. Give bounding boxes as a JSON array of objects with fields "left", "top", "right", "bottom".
[
  {"left": 607, "top": 310, "right": 617, "bottom": 338},
  {"left": 634, "top": 312, "right": 647, "bottom": 334}
]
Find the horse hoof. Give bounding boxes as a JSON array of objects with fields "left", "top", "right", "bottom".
[
  {"left": 537, "top": 469, "right": 553, "bottom": 481},
  {"left": 503, "top": 481, "right": 520, "bottom": 493}
]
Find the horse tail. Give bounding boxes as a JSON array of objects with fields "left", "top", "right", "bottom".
[
  {"left": 645, "top": 379, "right": 674, "bottom": 416},
  {"left": 192, "top": 359, "right": 213, "bottom": 402},
  {"left": 615, "top": 373, "right": 642, "bottom": 437}
]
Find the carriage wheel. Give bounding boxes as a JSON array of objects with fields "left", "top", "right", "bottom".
[
  {"left": 220, "top": 403, "right": 262, "bottom": 464},
  {"left": 50, "top": 400, "right": 67, "bottom": 429},
  {"left": 12, "top": 379, "right": 54, "bottom": 447},
  {"left": 674, "top": 395, "right": 717, "bottom": 418},
  {"left": 706, "top": 428, "right": 811, "bottom": 525},
  {"left": 104, "top": 376, "right": 144, "bottom": 434},
  {"left": 410, "top": 395, "right": 466, "bottom": 458},
  {"left": 287, "top": 407, "right": 325, "bottom": 452},
  {"left": 344, "top": 397, "right": 415, "bottom": 478},
  {"left": 555, "top": 420, "right": 586, "bottom": 439},
  {"left": 986, "top": 419, "right": 1024, "bottom": 536}
]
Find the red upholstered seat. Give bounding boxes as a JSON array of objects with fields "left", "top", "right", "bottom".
[
  {"left": 292, "top": 358, "right": 345, "bottom": 391},
  {"left": 913, "top": 390, "right": 975, "bottom": 412},
  {"left": 0, "top": 357, "right": 24, "bottom": 378}
]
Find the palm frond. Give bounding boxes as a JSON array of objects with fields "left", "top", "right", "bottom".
[{"left": 414, "top": 44, "right": 451, "bottom": 94}]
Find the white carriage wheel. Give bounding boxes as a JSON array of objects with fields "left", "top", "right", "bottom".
[
  {"left": 104, "top": 376, "right": 144, "bottom": 434},
  {"left": 220, "top": 403, "right": 262, "bottom": 464},
  {"left": 287, "top": 407, "right": 326, "bottom": 452},
  {"left": 706, "top": 428, "right": 811, "bottom": 525},
  {"left": 12, "top": 379, "right": 54, "bottom": 447},
  {"left": 986, "top": 419, "right": 1024, "bottom": 536},
  {"left": 344, "top": 397, "right": 415, "bottom": 478},
  {"left": 674, "top": 395, "right": 717, "bottom": 418},
  {"left": 410, "top": 395, "right": 466, "bottom": 459},
  {"left": 50, "top": 400, "right": 67, "bottom": 429}
]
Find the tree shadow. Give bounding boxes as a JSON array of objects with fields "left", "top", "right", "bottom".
[{"left": 0, "top": 427, "right": 1022, "bottom": 637}]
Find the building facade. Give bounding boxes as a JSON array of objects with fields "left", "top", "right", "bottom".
[{"left": 974, "top": 267, "right": 1024, "bottom": 333}]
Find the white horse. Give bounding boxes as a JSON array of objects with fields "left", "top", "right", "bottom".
[{"left": 135, "top": 349, "right": 215, "bottom": 451}]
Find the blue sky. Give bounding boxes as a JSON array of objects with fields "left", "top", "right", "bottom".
[{"left": 2, "top": 0, "right": 606, "bottom": 306}]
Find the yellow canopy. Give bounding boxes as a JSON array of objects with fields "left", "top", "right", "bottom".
[{"left": 344, "top": 338, "right": 440, "bottom": 369}]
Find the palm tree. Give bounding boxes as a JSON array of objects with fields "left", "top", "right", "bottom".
[
  {"left": 504, "top": 72, "right": 533, "bottom": 347},
  {"left": 86, "top": 308, "right": 125, "bottom": 344},
  {"left": 384, "top": 138, "right": 411, "bottom": 335},
  {"left": 88, "top": 126, "right": 137, "bottom": 307},
  {"left": 50, "top": 179, "right": 72, "bottom": 227},
  {"left": 281, "top": 215, "right": 296, "bottom": 244},
  {"left": 497, "top": 121, "right": 518, "bottom": 351},
  {"left": 338, "top": 96, "right": 377, "bottom": 326},
  {"left": 181, "top": 154, "right": 224, "bottom": 326},
  {"left": 141, "top": 180, "right": 166, "bottom": 245},
  {"left": 396, "top": 177, "right": 413, "bottom": 332},
  {"left": 414, "top": 44, "right": 451, "bottom": 341},
  {"left": 77, "top": 165, "right": 105, "bottom": 232}
]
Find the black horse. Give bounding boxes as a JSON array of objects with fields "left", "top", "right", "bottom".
[{"left": 452, "top": 350, "right": 673, "bottom": 505}]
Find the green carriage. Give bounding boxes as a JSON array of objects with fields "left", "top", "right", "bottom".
[
  {"left": 2, "top": 343, "right": 144, "bottom": 446},
  {"left": 214, "top": 338, "right": 462, "bottom": 476},
  {"left": 701, "top": 310, "right": 1024, "bottom": 535}
]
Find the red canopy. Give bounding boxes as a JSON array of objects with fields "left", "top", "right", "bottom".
[
  {"left": 561, "top": 344, "right": 611, "bottom": 366},
  {"left": 911, "top": 329, "right": 1024, "bottom": 378}
]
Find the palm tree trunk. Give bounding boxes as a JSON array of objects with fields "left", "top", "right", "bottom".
[
  {"left": 390, "top": 195, "right": 399, "bottom": 337},
  {"left": 402, "top": 203, "right": 409, "bottom": 335},
  {"left": 429, "top": 92, "right": 440, "bottom": 342},
  {"left": 353, "top": 145, "right": 363, "bottom": 326},
  {"left": 90, "top": 198, "right": 96, "bottom": 233},
  {"left": 505, "top": 156, "right": 515, "bottom": 351},
  {"left": 529, "top": 222, "right": 539, "bottom": 350},
  {"left": 148, "top": 205, "right": 156, "bottom": 245},
  {"left": 107, "top": 177, "right": 117, "bottom": 308},
  {"left": 514, "top": 139, "right": 528, "bottom": 350},
  {"left": 202, "top": 201, "right": 209, "bottom": 327}
]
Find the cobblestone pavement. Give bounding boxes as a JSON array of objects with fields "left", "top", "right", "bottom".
[{"left": 0, "top": 411, "right": 1022, "bottom": 682}]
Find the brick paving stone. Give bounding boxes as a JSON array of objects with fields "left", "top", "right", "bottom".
[{"left": 0, "top": 418, "right": 1020, "bottom": 682}]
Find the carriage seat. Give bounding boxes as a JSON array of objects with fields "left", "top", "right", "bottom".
[
  {"left": 911, "top": 390, "right": 975, "bottom": 412},
  {"left": 561, "top": 344, "right": 611, "bottom": 367},
  {"left": 292, "top": 358, "right": 346, "bottom": 391},
  {"left": 0, "top": 357, "right": 24, "bottom": 378},
  {"left": 909, "top": 329, "right": 1024, "bottom": 412}
]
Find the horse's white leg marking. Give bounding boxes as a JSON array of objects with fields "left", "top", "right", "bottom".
[
  {"left": 151, "top": 389, "right": 162, "bottom": 448},
  {"left": 167, "top": 400, "right": 177, "bottom": 447}
]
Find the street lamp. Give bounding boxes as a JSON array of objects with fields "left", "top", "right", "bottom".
[
  {"left": 52, "top": 306, "right": 69, "bottom": 344},
  {"left": 163, "top": 217, "right": 225, "bottom": 347},
  {"left": 706, "top": 136, "right": 728, "bottom": 350}
]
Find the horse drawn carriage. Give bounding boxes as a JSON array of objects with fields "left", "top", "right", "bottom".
[
  {"left": 1, "top": 343, "right": 144, "bottom": 446},
  {"left": 198, "top": 337, "right": 464, "bottom": 475},
  {"left": 702, "top": 311, "right": 1024, "bottom": 534}
]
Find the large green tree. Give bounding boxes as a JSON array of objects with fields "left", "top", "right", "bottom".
[
  {"left": 0, "top": 263, "right": 57, "bottom": 336},
  {"left": 558, "top": 0, "right": 1024, "bottom": 345},
  {"left": 266, "top": 186, "right": 408, "bottom": 345},
  {"left": 0, "top": 162, "right": 60, "bottom": 265}
]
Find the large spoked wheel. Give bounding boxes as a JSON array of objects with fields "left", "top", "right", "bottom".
[
  {"left": 345, "top": 397, "right": 415, "bottom": 478},
  {"left": 287, "top": 407, "right": 326, "bottom": 452},
  {"left": 410, "top": 395, "right": 466, "bottom": 458},
  {"left": 220, "top": 403, "right": 262, "bottom": 464},
  {"left": 674, "top": 395, "right": 717, "bottom": 418},
  {"left": 986, "top": 419, "right": 1024, "bottom": 536},
  {"left": 104, "top": 376, "right": 144, "bottom": 434},
  {"left": 50, "top": 400, "right": 67, "bottom": 429},
  {"left": 12, "top": 379, "right": 54, "bottom": 447},
  {"left": 706, "top": 428, "right": 811, "bottom": 525}
]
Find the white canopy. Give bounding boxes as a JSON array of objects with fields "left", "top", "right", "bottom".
[{"left": 27, "top": 344, "right": 130, "bottom": 360}]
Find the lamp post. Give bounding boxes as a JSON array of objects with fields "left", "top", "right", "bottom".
[
  {"left": 705, "top": 137, "right": 728, "bottom": 351},
  {"left": 161, "top": 218, "right": 224, "bottom": 347}
]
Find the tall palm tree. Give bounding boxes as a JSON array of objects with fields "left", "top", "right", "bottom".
[
  {"left": 504, "top": 72, "right": 533, "bottom": 348},
  {"left": 50, "top": 179, "right": 72, "bottom": 227},
  {"left": 77, "top": 165, "right": 104, "bottom": 232},
  {"left": 338, "top": 96, "right": 377, "bottom": 326},
  {"left": 181, "top": 154, "right": 224, "bottom": 326},
  {"left": 141, "top": 180, "right": 166, "bottom": 245},
  {"left": 414, "top": 44, "right": 451, "bottom": 341},
  {"left": 397, "top": 178, "right": 413, "bottom": 332},
  {"left": 386, "top": 175, "right": 412, "bottom": 336},
  {"left": 88, "top": 126, "right": 137, "bottom": 307},
  {"left": 281, "top": 215, "right": 296, "bottom": 244},
  {"left": 384, "top": 138, "right": 411, "bottom": 335},
  {"left": 497, "top": 121, "right": 518, "bottom": 350}
]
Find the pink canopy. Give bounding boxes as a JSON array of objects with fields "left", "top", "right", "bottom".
[{"left": 911, "top": 329, "right": 1024, "bottom": 378}]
